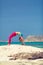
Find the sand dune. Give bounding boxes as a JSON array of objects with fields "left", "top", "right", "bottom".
[
  {"left": 0, "top": 59, "right": 43, "bottom": 65},
  {"left": 0, "top": 45, "right": 43, "bottom": 59},
  {"left": 0, "top": 44, "right": 43, "bottom": 65}
]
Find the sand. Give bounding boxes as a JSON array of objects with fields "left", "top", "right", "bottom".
[
  {"left": 0, "top": 44, "right": 43, "bottom": 65},
  {"left": 0, "top": 59, "right": 43, "bottom": 65}
]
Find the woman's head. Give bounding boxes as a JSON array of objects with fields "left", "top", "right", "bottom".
[{"left": 19, "top": 36, "right": 24, "bottom": 42}]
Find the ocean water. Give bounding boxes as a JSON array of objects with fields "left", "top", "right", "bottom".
[{"left": 0, "top": 42, "right": 43, "bottom": 48}]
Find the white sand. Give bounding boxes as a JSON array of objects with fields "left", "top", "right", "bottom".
[
  {"left": 0, "top": 44, "right": 43, "bottom": 65},
  {"left": 0, "top": 44, "right": 43, "bottom": 60}
]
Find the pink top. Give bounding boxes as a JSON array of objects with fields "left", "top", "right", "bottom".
[
  {"left": 8, "top": 32, "right": 17, "bottom": 45},
  {"left": 9, "top": 32, "right": 17, "bottom": 38}
]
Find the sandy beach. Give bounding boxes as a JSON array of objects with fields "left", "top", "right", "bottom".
[{"left": 0, "top": 44, "right": 43, "bottom": 65}]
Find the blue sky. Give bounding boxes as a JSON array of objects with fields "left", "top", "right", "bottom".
[{"left": 0, "top": 0, "right": 43, "bottom": 41}]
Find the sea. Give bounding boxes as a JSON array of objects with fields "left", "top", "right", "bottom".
[{"left": 0, "top": 42, "right": 43, "bottom": 48}]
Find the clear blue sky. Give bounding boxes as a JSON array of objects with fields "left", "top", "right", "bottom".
[{"left": 0, "top": 0, "right": 43, "bottom": 41}]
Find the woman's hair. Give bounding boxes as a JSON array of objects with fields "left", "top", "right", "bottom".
[{"left": 19, "top": 37, "right": 21, "bottom": 40}]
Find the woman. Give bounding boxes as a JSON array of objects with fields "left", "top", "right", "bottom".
[{"left": 8, "top": 32, "right": 24, "bottom": 45}]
